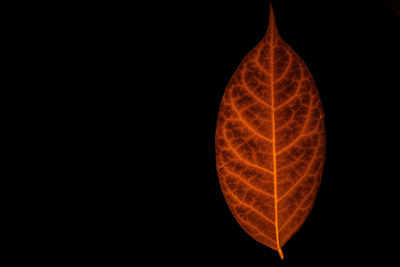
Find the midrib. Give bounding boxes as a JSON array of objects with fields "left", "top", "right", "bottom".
[{"left": 270, "top": 24, "right": 284, "bottom": 260}]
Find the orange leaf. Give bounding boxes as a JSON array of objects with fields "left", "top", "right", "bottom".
[{"left": 215, "top": 4, "right": 326, "bottom": 259}]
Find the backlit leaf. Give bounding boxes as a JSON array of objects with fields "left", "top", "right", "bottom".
[{"left": 215, "top": 5, "right": 326, "bottom": 259}]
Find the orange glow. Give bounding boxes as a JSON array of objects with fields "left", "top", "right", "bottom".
[{"left": 215, "top": 4, "right": 325, "bottom": 259}]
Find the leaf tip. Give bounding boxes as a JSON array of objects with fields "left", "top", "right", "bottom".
[
  {"left": 269, "top": 3, "right": 275, "bottom": 26},
  {"left": 264, "top": 2, "right": 278, "bottom": 42}
]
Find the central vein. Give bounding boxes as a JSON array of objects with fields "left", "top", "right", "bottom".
[{"left": 270, "top": 27, "right": 283, "bottom": 260}]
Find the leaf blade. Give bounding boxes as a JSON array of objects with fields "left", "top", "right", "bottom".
[{"left": 215, "top": 4, "right": 325, "bottom": 259}]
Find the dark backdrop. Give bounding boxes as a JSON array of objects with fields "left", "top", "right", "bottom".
[
  {"left": 151, "top": 0, "right": 399, "bottom": 265},
  {"left": 9, "top": 0, "right": 399, "bottom": 265}
]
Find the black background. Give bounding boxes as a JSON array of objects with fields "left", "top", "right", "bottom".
[
  {"left": 7, "top": 0, "right": 399, "bottom": 264},
  {"left": 154, "top": 0, "right": 400, "bottom": 265}
]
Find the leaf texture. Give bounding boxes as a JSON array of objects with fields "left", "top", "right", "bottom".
[{"left": 215, "top": 5, "right": 326, "bottom": 259}]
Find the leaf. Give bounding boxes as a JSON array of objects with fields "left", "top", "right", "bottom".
[{"left": 215, "top": 4, "right": 326, "bottom": 259}]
